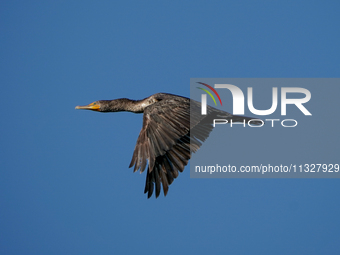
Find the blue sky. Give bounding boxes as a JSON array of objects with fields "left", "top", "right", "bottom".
[{"left": 1, "top": 1, "right": 340, "bottom": 254}]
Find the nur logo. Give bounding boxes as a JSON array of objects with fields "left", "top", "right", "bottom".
[
  {"left": 196, "top": 82, "right": 222, "bottom": 115},
  {"left": 196, "top": 81, "right": 312, "bottom": 127}
]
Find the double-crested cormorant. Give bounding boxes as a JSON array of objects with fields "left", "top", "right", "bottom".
[{"left": 76, "top": 93, "right": 261, "bottom": 198}]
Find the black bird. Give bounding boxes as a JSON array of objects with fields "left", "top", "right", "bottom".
[{"left": 76, "top": 93, "right": 261, "bottom": 198}]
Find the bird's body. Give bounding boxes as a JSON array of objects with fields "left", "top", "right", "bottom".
[{"left": 76, "top": 93, "right": 260, "bottom": 198}]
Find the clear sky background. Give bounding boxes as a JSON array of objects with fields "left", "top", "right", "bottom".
[{"left": 1, "top": 1, "right": 339, "bottom": 254}]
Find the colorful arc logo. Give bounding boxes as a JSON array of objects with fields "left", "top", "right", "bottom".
[{"left": 196, "top": 82, "right": 223, "bottom": 106}]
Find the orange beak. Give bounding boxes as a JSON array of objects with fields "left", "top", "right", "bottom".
[{"left": 75, "top": 102, "right": 100, "bottom": 111}]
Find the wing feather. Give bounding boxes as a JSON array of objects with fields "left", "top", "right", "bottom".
[{"left": 130, "top": 95, "right": 216, "bottom": 198}]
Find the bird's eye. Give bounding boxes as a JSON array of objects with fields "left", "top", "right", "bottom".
[{"left": 93, "top": 103, "right": 96, "bottom": 105}]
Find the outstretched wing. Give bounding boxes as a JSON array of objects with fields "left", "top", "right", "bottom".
[{"left": 129, "top": 95, "right": 214, "bottom": 198}]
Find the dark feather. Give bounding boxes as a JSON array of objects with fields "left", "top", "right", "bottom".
[{"left": 76, "top": 92, "right": 262, "bottom": 198}]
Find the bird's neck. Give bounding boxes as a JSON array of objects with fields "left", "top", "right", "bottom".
[{"left": 106, "top": 97, "right": 156, "bottom": 113}]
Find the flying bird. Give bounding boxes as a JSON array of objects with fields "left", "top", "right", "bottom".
[{"left": 76, "top": 92, "right": 261, "bottom": 198}]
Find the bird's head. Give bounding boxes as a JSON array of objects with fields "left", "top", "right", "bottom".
[{"left": 76, "top": 98, "right": 139, "bottom": 113}]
